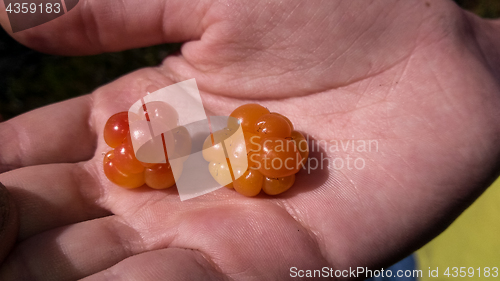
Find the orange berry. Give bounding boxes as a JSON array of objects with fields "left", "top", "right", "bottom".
[
  {"left": 258, "top": 137, "right": 302, "bottom": 178},
  {"left": 228, "top": 132, "right": 261, "bottom": 167},
  {"left": 144, "top": 163, "right": 178, "bottom": 189},
  {"left": 254, "top": 113, "right": 292, "bottom": 138},
  {"left": 113, "top": 138, "right": 145, "bottom": 174},
  {"left": 229, "top": 104, "right": 270, "bottom": 133},
  {"left": 103, "top": 150, "right": 145, "bottom": 189},
  {"left": 262, "top": 174, "right": 295, "bottom": 195},
  {"left": 202, "top": 129, "right": 234, "bottom": 162},
  {"left": 104, "top": 112, "right": 129, "bottom": 148},
  {"left": 233, "top": 169, "right": 264, "bottom": 197}
]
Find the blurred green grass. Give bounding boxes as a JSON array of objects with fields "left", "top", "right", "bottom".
[
  {"left": 0, "top": 41, "right": 181, "bottom": 120},
  {"left": 0, "top": 0, "right": 499, "bottom": 121},
  {"left": 455, "top": 0, "right": 500, "bottom": 18}
]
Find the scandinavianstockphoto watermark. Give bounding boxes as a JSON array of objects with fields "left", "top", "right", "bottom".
[
  {"left": 302, "top": 136, "right": 379, "bottom": 172},
  {"left": 247, "top": 134, "right": 380, "bottom": 173}
]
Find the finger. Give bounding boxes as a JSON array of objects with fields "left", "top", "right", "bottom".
[
  {"left": 145, "top": 203, "right": 331, "bottom": 280},
  {"left": 0, "top": 182, "right": 18, "bottom": 264},
  {"left": 0, "top": 215, "right": 142, "bottom": 281},
  {"left": 82, "top": 248, "right": 227, "bottom": 281},
  {"left": 0, "top": 95, "right": 96, "bottom": 173},
  {"left": 0, "top": 0, "right": 211, "bottom": 55},
  {"left": 0, "top": 197, "right": 329, "bottom": 281},
  {"left": 0, "top": 163, "right": 109, "bottom": 240}
]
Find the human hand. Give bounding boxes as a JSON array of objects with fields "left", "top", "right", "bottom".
[{"left": 1, "top": 0, "right": 500, "bottom": 279}]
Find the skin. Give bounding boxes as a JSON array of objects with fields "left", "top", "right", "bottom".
[{"left": 0, "top": 0, "right": 500, "bottom": 280}]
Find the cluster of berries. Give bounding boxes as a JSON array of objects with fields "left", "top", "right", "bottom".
[
  {"left": 103, "top": 104, "right": 308, "bottom": 197},
  {"left": 203, "top": 104, "right": 308, "bottom": 196}
]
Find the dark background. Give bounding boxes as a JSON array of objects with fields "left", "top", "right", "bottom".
[{"left": 0, "top": 0, "right": 498, "bottom": 121}]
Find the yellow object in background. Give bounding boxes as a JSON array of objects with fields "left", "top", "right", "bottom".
[{"left": 417, "top": 177, "right": 500, "bottom": 280}]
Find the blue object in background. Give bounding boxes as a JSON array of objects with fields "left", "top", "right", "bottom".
[{"left": 365, "top": 254, "right": 417, "bottom": 281}]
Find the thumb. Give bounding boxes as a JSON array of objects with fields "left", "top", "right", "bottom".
[
  {"left": 0, "top": 182, "right": 18, "bottom": 264},
  {"left": 0, "top": 0, "right": 211, "bottom": 55}
]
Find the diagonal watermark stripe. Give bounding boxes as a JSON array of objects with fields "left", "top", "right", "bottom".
[{"left": 128, "top": 79, "right": 247, "bottom": 201}]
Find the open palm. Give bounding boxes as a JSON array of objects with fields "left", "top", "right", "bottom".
[{"left": 1, "top": 0, "right": 500, "bottom": 280}]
